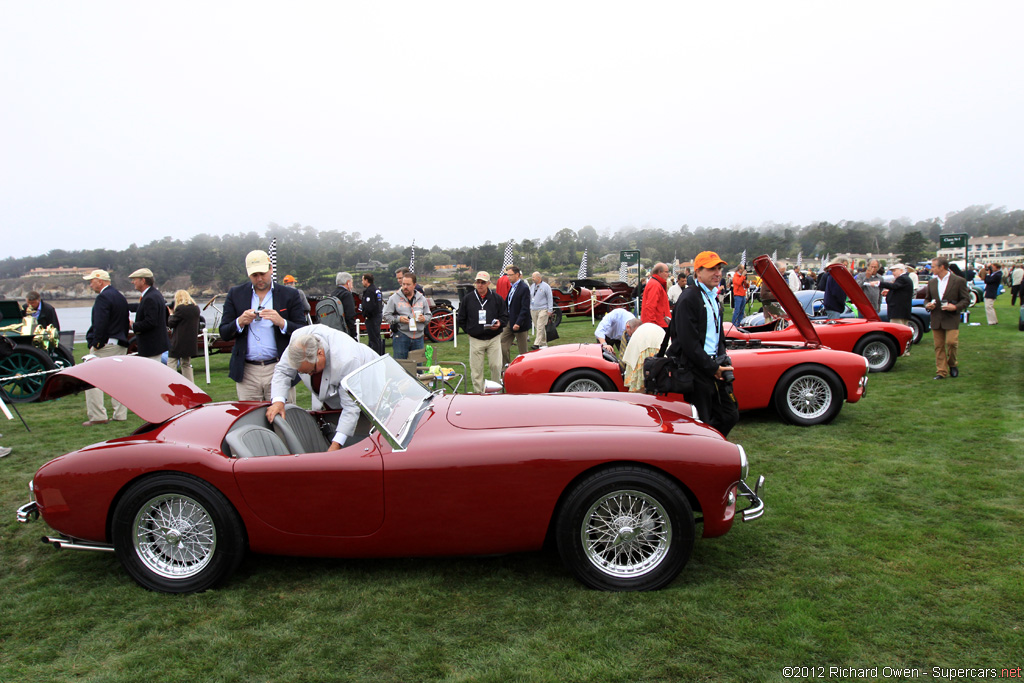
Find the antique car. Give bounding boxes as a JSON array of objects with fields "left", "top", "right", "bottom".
[
  {"left": 0, "top": 299, "right": 76, "bottom": 402},
  {"left": 550, "top": 280, "right": 632, "bottom": 326},
  {"left": 739, "top": 289, "right": 932, "bottom": 345},
  {"left": 728, "top": 262, "right": 914, "bottom": 372},
  {"left": 17, "top": 354, "right": 764, "bottom": 594},
  {"left": 503, "top": 256, "right": 870, "bottom": 427}
]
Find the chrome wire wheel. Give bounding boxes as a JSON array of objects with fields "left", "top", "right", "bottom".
[
  {"left": 580, "top": 489, "right": 672, "bottom": 578},
  {"left": 132, "top": 493, "right": 216, "bottom": 579},
  {"left": 565, "top": 377, "right": 605, "bottom": 392},
  {"left": 862, "top": 340, "right": 892, "bottom": 371},
  {"left": 785, "top": 374, "right": 832, "bottom": 420}
]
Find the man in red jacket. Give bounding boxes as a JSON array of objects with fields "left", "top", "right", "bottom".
[{"left": 641, "top": 262, "right": 671, "bottom": 329}]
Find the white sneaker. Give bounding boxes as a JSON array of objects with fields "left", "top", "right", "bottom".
[{"left": 0, "top": 446, "right": 12, "bottom": 458}]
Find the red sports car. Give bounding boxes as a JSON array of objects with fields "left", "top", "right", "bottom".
[
  {"left": 728, "top": 260, "right": 913, "bottom": 372},
  {"left": 503, "top": 256, "right": 870, "bottom": 427},
  {"left": 18, "top": 354, "right": 764, "bottom": 594}
]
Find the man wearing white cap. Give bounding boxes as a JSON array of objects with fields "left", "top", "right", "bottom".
[
  {"left": 82, "top": 269, "right": 130, "bottom": 425},
  {"left": 128, "top": 267, "right": 169, "bottom": 362},
  {"left": 456, "top": 271, "right": 507, "bottom": 392},
  {"left": 879, "top": 264, "right": 914, "bottom": 329},
  {"left": 220, "top": 249, "right": 308, "bottom": 401}
]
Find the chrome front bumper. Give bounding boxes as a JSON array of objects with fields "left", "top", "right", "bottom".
[
  {"left": 17, "top": 500, "right": 38, "bottom": 523},
  {"left": 736, "top": 475, "right": 766, "bottom": 522}
]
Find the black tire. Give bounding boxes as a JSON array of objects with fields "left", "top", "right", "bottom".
[
  {"left": 550, "top": 308, "right": 563, "bottom": 327},
  {"left": 772, "top": 365, "right": 844, "bottom": 426},
  {"left": 0, "top": 344, "right": 57, "bottom": 402},
  {"left": 53, "top": 346, "right": 76, "bottom": 369},
  {"left": 853, "top": 333, "right": 898, "bottom": 372},
  {"left": 551, "top": 368, "right": 615, "bottom": 393},
  {"left": 969, "top": 288, "right": 980, "bottom": 307},
  {"left": 112, "top": 473, "right": 246, "bottom": 593},
  {"left": 556, "top": 466, "right": 695, "bottom": 591},
  {"left": 907, "top": 318, "right": 924, "bottom": 345}
]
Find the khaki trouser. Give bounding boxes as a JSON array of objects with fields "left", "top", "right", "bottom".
[
  {"left": 500, "top": 327, "right": 530, "bottom": 366},
  {"left": 235, "top": 361, "right": 295, "bottom": 403},
  {"left": 168, "top": 356, "right": 194, "bottom": 382},
  {"left": 85, "top": 344, "right": 128, "bottom": 421},
  {"left": 932, "top": 328, "right": 959, "bottom": 377},
  {"left": 890, "top": 319, "right": 910, "bottom": 355},
  {"left": 531, "top": 310, "right": 550, "bottom": 347},
  {"left": 984, "top": 299, "right": 998, "bottom": 324},
  {"left": 469, "top": 335, "right": 503, "bottom": 393}
]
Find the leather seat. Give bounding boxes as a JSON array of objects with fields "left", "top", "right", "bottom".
[
  {"left": 272, "top": 405, "right": 330, "bottom": 454},
  {"left": 225, "top": 425, "right": 290, "bottom": 458}
]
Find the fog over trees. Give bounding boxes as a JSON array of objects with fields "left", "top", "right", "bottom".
[{"left": 2, "top": 205, "right": 1020, "bottom": 293}]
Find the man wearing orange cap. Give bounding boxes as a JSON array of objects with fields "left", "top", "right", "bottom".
[{"left": 667, "top": 251, "right": 739, "bottom": 437}]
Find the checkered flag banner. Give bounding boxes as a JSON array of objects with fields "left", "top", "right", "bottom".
[
  {"left": 502, "top": 241, "right": 515, "bottom": 270},
  {"left": 578, "top": 248, "right": 589, "bottom": 279},
  {"left": 740, "top": 249, "right": 747, "bottom": 267},
  {"left": 797, "top": 251, "right": 803, "bottom": 268},
  {"left": 821, "top": 252, "right": 830, "bottom": 268},
  {"left": 619, "top": 261, "right": 628, "bottom": 281},
  {"left": 771, "top": 249, "right": 778, "bottom": 263},
  {"left": 408, "top": 240, "right": 415, "bottom": 272},
  {"left": 268, "top": 237, "right": 278, "bottom": 283}
]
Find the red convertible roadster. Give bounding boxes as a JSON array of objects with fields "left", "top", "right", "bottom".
[
  {"left": 727, "top": 260, "right": 913, "bottom": 373},
  {"left": 503, "top": 256, "right": 870, "bottom": 426},
  {"left": 18, "top": 355, "right": 764, "bottom": 593}
]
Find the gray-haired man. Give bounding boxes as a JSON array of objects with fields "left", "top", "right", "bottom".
[
  {"left": 266, "top": 324, "right": 378, "bottom": 450},
  {"left": 331, "top": 272, "right": 358, "bottom": 337}
]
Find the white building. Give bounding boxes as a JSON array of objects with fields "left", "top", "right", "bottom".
[{"left": 937, "top": 234, "right": 1024, "bottom": 264}]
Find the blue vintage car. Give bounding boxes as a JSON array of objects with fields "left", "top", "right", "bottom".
[{"left": 740, "top": 289, "right": 931, "bottom": 344}]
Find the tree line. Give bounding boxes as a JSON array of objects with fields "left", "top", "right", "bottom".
[{"left": 2, "top": 204, "right": 1020, "bottom": 294}]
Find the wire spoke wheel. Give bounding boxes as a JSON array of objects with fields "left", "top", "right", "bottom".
[
  {"left": 564, "top": 377, "right": 605, "bottom": 392},
  {"left": 785, "top": 375, "right": 832, "bottom": 420},
  {"left": 132, "top": 493, "right": 217, "bottom": 579},
  {"left": 581, "top": 489, "right": 672, "bottom": 578}
]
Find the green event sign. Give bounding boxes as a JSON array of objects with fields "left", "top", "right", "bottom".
[
  {"left": 939, "top": 233, "right": 968, "bottom": 249},
  {"left": 620, "top": 250, "right": 640, "bottom": 263}
]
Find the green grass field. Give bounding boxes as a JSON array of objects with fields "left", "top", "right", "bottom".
[{"left": 1, "top": 299, "right": 1022, "bottom": 682}]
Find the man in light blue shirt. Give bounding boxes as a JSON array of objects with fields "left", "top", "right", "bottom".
[
  {"left": 529, "top": 272, "right": 554, "bottom": 348},
  {"left": 595, "top": 307, "right": 636, "bottom": 353}
]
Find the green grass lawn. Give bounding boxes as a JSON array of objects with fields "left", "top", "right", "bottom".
[{"left": 1, "top": 299, "right": 1022, "bottom": 682}]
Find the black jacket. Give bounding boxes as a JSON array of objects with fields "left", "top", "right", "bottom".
[
  {"left": 331, "top": 287, "right": 359, "bottom": 338},
  {"left": 878, "top": 274, "right": 913, "bottom": 321},
  {"left": 457, "top": 288, "right": 508, "bottom": 340},
  {"left": 505, "top": 279, "right": 532, "bottom": 332},
  {"left": 361, "top": 286, "right": 383, "bottom": 321},
  {"left": 167, "top": 302, "right": 201, "bottom": 358},
  {"left": 86, "top": 285, "right": 130, "bottom": 349},
  {"left": 23, "top": 300, "right": 60, "bottom": 331},
  {"left": 132, "top": 287, "right": 170, "bottom": 357},
  {"left": 220, "top": 283, "right": 307, "bottom": 382},
  {"left": 667, "top": 284, "right": 726, "bottom": 380}
]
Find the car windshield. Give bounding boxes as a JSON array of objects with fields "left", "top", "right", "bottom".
[{"left": 341, "top": 355, "right": 432, "bottom": 452}]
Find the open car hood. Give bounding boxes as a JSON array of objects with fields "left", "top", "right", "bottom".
[
  {"left": 40, "top": 355, "right": 212, "bottom": 424},
  {"left": 753, "top": 255, "right": 822, "bottom": 347},
  {"left": 826, "top": 263, "right": 881, "bottom": 322}
]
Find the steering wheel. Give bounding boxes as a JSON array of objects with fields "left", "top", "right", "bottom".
[{"left": 373, "top": 378, "right": 402, "bottom": 421}]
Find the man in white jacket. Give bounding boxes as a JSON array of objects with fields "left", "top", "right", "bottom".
[{"left": 266, "top": 324, "right": 378, "bottom": 450}]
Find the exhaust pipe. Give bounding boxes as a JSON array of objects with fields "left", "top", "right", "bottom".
[{"left": 41, "top": 536, "right": 115, "bottom": 553}]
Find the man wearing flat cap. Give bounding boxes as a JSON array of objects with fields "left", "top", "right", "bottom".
[
  {"left": 666, "top": 251, "right": 739, "bottom": 437},
  {"left": 456, "top": 271, "right": 507, "bottom": 392},
  {"left": 82, "top": 269, "right": 130, "bottom": 425},
  {"left": 128, "top": 267, "right": 169, "bottom": 362},
  {"left": 220, "top": 249, "right": 307, "bottom": 401}
]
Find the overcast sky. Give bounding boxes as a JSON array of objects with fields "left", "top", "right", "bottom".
[{"left": 2, "top": 1, "right": 1022, "bottom": 260}]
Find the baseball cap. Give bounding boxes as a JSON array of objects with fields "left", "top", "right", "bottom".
[
  {"left": 475, "top": 271, "right": 491, "bottom": 283},
  {"left": 245, "top": 250, "right": 272, "bottom": 275},
  {"left": 693, "top": 251, "right": 727, "bottom": 270},
  {"left": 890, "top": 263, "right": 906, "bottom": 271},
  {"left": 83, "top": 269, "right": 111, "bottom": 281},
  {"left": 128, "top": 267, "right": 154, "bottom": 279},
  {"left": 282, "top": 274, "right": 297, "bottom": 284}
]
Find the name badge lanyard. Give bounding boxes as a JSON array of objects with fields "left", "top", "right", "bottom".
[{"left": 476, "top": 290, "right": 488, "bottom": 324}]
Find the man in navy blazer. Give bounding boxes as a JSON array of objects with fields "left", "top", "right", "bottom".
[
  {"left": 82, "top": 269, "right": 130, "bottom": 426},
  {"left": 128, "top": 267, "right": 169, "bottom": 361},
  {"left": 500, "top": 265, "right": 533, "bottom": 366},
  {"left": 220, "top": 249, "right": 307, "bottom": 401}
]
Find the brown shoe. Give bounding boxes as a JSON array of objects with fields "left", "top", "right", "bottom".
[
  {"left": 82, "top": 420, "right": 109, "bottom": 426},
  {"left": 111, "top": 417, "right": 127, "bottom": 422}
]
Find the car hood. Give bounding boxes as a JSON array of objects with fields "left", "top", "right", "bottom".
[
  {"left": 826, "top": 263, "right": 881, "bottom": 322},
  {"left": 40, "top": 355, "right": 212, "bottom": 424},
  {"left": 753, "top": 255, "right": 822, "bottom": 347},
  {"left": 446, "top": 393, "right": 664, "bottom": 430}
]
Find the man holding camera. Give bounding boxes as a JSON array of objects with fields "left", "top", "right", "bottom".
[{"left": 667, "top": 251, "right": 738, "bottom": 437}]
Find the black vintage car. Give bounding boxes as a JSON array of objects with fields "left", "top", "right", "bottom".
[{"left": 0, "top": 300, "right": 76, "bottom": 402}]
